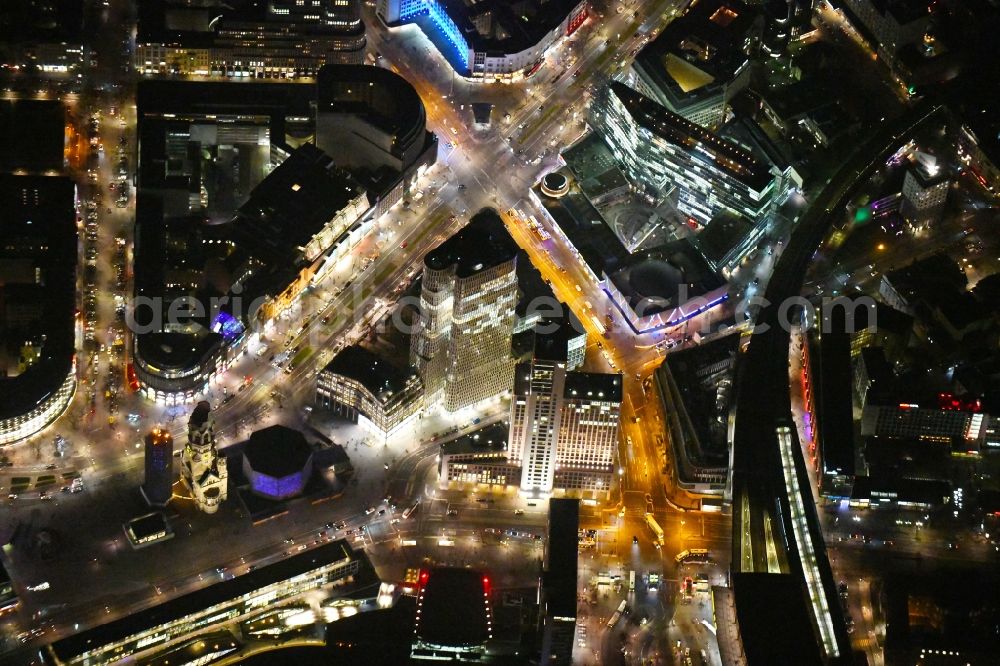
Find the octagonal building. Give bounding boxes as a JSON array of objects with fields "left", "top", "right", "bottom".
[{"left": 241, "top": 426, "right": 314, "bottom": 500}]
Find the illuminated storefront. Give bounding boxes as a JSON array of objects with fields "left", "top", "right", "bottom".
[
  {"left": 316, "top": 346, "right": 424, "bottom": 437},
  {"left": 44, "top": 542, "right": 377, "bottom": 666},
  {"left": 0, "top": 364, "right": 76, "bottom": 446},
  {"left": 377, "top": 0, "right": 586, "bottom": 80}
]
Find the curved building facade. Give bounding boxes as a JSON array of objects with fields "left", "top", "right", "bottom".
[
  {"left": 0, "top": 173, "right": 79, "bottom": 445},
  {"left": 0, "top": 366, "right": 76, "bottom": 446},
  {"left": 376, "top": 0, "right": 588, "bottom": 80},
  {"left": 133, "top": 331, "right": 229, "bottom": 406},
  {"left": 316, "top": 345, "right": 423, "bottom": 436},
  {"left": 316, "top": 64, "right": 437, "bottom": 175}
]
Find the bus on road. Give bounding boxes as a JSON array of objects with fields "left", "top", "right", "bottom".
[
  {"left": 645, "top": 513, "right": 665, "bottom": 548},
  {"left": 402, "top": 500, "right": 420, "bottom": 520},
  {"left": 675, "top": 548, "right": 711, "bottom": 564},
  {"left": 607, "top": 600, "right": 627, "bottom": 629}
]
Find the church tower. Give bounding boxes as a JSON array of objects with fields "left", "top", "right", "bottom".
[{"left": 181, "top": 401, "right": 228, "bottom": 513}]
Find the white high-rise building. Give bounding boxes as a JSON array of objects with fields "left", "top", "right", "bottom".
[
  {"left": 410, "top": 209, "right": 519, "bottom": 412},
  {"left": 900, "top": 157, "right": 950, "bottom": 227},
  {"left": 181, "top": 401, "right": 228, "bottom": 513},
  {"left": 510, "top": 325, "right": 622, "bottom": 496},
  {"left": 592, "top": 81, "right": 800, "bottom": 227}
]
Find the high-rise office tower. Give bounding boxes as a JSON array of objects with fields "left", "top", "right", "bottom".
[
  {"left": 181, "top": 401, "right": 228, "bottom": 513},
  {"left": 592, "top": 82, "right": 795, "bottom": 227},
  {"left": 141, "top": 427, "right": 174, "bottom": 507},
  {"left": 410, "top": 209, "right": 519, "bottom": 412},
  {"left": 900, "top": 157, "right": 950, "bottom": 227},
  {"left": 510, "top": 322, "right": 622, "bottom": 496}
]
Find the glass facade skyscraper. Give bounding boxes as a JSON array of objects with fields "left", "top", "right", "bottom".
[{"left": 592, "top": 81, "right": 780, "bottom": 226}]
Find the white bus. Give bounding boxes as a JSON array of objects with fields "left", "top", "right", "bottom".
[
  {"left": 402, "top": 500, "right": 420, "bottom": 520},
  {"left": 645, "top": 513, "right": 665, "bottom": 548},
  {"left": 607, "top": 600, "right": 627, "bottom": 629},
  {"left": 675, "top": 548, "right": 711, "bottom": 564}
]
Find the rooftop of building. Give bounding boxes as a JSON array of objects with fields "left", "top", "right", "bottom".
[
  {"left": 146, "top": 428, "right": 173, "bottom": 447},
  {"left": 0, "top": 100, "right": 65, "bottom": 173},
  {"left": 891, "top": 252, "right": 967, "bottom": 289},
  {"left": 731, "top": 573, "right": 825, "bottom": 666},
  {"left": 316, "top": 64, "right": 426, "bottom": 141},
  {"left": 659, "top": 333, "right": 740, "bottom": 464},
  {"left": 606, "top": 239, "right": 726, "bottom": 316},
  {"left": 754, "top": 78, "right": 840, "bottom": 122},
  {"left": 718, "top": 115, "right": 794, "bottom": 171},
  {"left": 544, "top": 499, "right": 579, "bottom": 619},
  {"left": 135, "top": 331, "right": 224, "bottom": 374},
  {"left": 424, "top": 208, "right": 517, "bottom": 278},
  {"left": 562, "top": 371, "right": 623, "bottom": 403},
  {"left": 850, "top": 301, "right": 915, "bottom": 339},
  {"left": 633, "top": 0, "right": 758, "bottom": 100},
  {"left": 882, "top": 569, "right": 1000, "bottom": 662},
  {"left": 530, "top": 308, "right": 586, "bottom": 362},
  {"left": 136, "top": 76, "right": 316, "bottom": 120},
  {"left": 885, "top": 255, "right": 991, "bottom": 332},
  {"left": 135, "top": 79, "right": 314, "bottom": 163},
  {"left": 906, "top": 156, "right": 950, "bottom": 187},
  {"left": 0, "top": 174, "right": 77, "bottom": 421},
  {"left": 862, "top": 377, "right": 982, "bottom": 412},
  {"left": 876, "top": 0, "right": 933, "bottom": 25},
  {"left": 440, "top": 420, "right": 510, "bottom": 457},
  {"left": 816, "top": 316, "right": 856, "bottom": 478},
  {"left": 862, "top": 436, "right": 951, "bottom": 483},
  {"left": 137, "top": 0, "right": 363, "bottom": 45},
  {"left": 441, "top": 0, "right": 583, "bottom": 55},
  {"left": 972, "top": 272, "right": 1000, "bottom": 312},
  {"left": 696, "top": 210, "right": 755, "bottom": 266},
  {"left": 322, "top": 345, "right": 418, "bottom": 404},
  {"left": 858, "top": 346, "right": 892, "bottom": 384},
  {"left": 471, "top": 103, "right": 492, "bottom": 126},
  {"left": 49, "top": 540, "right": 378, "bottom": 662},
  {"left": 534, "top": 181, "right": 629, "bottom": 278},
  {"left": 607, "top": 81, "right": 771, "bottom": 190},
  {"left": 228, "top": 143, "right": 363, "bottom": 265},
  {"left": 851, "top": 475, "right": 951, "bottom": 505},
  {"left": 241, "top": 425, "right": 314, "bottom": 478},
  {"left": 414, "top": 567, "right": 491, "bottom": 647},
  {"left": 0, "top": 0, "right": 84, "bottom": 45},
  {"left": 126, "top": 512, "right": 171, "bottom": 540}
]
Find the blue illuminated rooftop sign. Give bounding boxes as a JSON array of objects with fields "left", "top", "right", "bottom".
[{"left": 211, "top": 311, "right": 246, "bottom": 343}]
